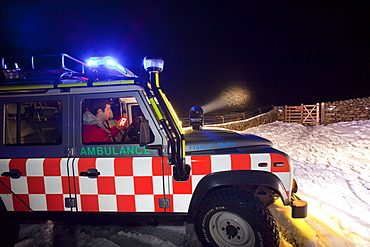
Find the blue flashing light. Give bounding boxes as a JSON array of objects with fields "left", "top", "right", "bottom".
[
  {"left": 104, "top": 57, "right": 117, "bottom": 67},
  {"left": 116, "top": 64, "right": 125, "bottom": 71},
  {"left": 86, "top": 56, "right": 138, "bottom": 78},
  {"left": 86, "top": 57, "right": 99, "bottom": 66},
  {"left": 86, "top": 56, "right": 127, "bottom": 74},
  {"left": 87, "top": 56, "right": 117, "bottom": 67}
]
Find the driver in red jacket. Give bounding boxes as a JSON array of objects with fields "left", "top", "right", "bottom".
[{"left": 83, "top": 99, "right": 125, "bottom": 142}]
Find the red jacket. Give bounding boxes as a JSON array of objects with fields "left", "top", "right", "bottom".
[{"left": 83, "top": 124, "right": 121, "bottom": 143}]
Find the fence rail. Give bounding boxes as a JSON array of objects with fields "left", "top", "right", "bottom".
[{"left": 179, "top": 98, "right": 369, "bottom": 128}]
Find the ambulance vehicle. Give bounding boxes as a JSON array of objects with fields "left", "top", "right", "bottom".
[{"left": 0, "top": 54, "right": 307, "bottom": 246}]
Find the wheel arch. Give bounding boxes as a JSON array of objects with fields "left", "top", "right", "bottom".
[{"left": 186, "top": 170, "right": 289, "bottom": 225}]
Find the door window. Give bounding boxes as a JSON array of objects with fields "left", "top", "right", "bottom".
[
  {"left": 5, "top": 101, "right": 62, "bottom": 145},
  {"left": 81, "top": 97, "right": 153, "bottom": 144}
]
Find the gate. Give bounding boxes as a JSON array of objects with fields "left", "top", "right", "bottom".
[{"left": 285, "top": 103, "right": 320, "bottom": 125}]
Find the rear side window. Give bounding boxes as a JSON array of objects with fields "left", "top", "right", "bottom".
[{"left": 5, "top": 101, "right": 62, "bottom": 145}]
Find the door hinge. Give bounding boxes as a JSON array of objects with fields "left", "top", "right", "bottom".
[
  {"left": 64, "top": 147, "right": 74, "bottom": 157},
  {"left": 158, "top": 198, "right": 170, "bottom": 208}
]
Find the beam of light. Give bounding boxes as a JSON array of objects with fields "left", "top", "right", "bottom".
[
  {"left": 201, "top": 84, "right": 251, "bottom": 114},
  {"left": 201, "top": 98, "right": 225, "bottom": 114}
]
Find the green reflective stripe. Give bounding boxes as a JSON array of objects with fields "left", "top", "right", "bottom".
[
  {"left": 0, "top": 80, "right": 136, "bottom": 90},
  {"left": 150, "top": 97, "right": 164, "bottom": 120},
  {"left": 92, "top": 80, "right": 135, "bottom": 86},
  {"left": 158, "top": 88, "right": 184, "bottom": 134},
  {"left": 182, "top": 140, "right": 186, "bottom": 157},
  {"left": 153, "top": 72, "right": 183, "bottom": 132},
  {"left": 0, "top": 85, "right": 54, "bottom": 90},
  {"left": 57, "top": 80, "right": 135, "bottom": 88},
  {"left": 155, "top": 73, "right": 161, "bottom": 88},
  {"left": 57, "top": 83, "right": 88, "bottom": 88}
]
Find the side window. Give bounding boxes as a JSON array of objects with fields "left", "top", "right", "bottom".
[
  {"left": 5, "top": 101, "right": 62, "bottom": 145},
  {"left": 82, "top": 97, "right": 153, "bottom": 144}
]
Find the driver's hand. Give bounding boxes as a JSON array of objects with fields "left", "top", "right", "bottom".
[{"left": 116, "top": 123, "right": 126, "bottom": 130}]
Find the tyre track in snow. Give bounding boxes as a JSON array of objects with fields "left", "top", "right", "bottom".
[{"left": 270, "top": 200, "right": 363, "bottom": 247}]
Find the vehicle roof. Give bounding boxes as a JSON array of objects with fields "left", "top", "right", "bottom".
[
  {"left": 1, "top": 53, "right": 143, "bottom": 96},
  {"left": 0, "top": 79, "right": 146, "bottom": 97}
]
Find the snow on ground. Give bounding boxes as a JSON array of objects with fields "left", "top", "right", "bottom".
[
  {"left": 244, "top": 120, "right": 370, "bottom": 246},
  {"left": 16, "top": 222, "right": 202, "bottom": 247}
]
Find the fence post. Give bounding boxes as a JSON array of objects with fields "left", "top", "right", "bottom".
[
  {"left": 316, "top": 103, "right": 319, "bottom": 125},
  {"left": 300, "top": 103, "right": 304, "bottom": 123},
  {"left": 284, "top": 105, "right": 287, "bottom": 122},
  {"left": 321, "top": 102, "right": 325, "bottom": 124}
]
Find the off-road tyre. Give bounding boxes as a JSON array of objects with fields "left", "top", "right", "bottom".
[{"left": 194, "top": 187, "right": 279, "bottom": 247}]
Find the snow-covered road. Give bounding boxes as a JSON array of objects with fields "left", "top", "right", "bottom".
[{"left": 15, "top": 120, "right": 370, "bottom": 246}]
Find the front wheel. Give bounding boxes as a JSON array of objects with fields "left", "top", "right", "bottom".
[{"left": 194, "top": 188, "right": 279, "bottom": 247}]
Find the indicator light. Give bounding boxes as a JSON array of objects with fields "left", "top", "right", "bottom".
[
  {"left": 273, "top": 162, "right": 284, "bottom": 167},
  {"left": 258, "top": 163, "right": 268, "bottom": 167}
]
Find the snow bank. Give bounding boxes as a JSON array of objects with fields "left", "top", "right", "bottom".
[{"left": 244, "top": 120, "right": 370, "bottom": 246}]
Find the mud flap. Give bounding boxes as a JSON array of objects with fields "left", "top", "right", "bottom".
[{"left": 291, "top": 194, "right": 308, "bottom": 218}]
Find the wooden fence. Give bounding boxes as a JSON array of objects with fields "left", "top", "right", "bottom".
[{"left": 285, "top": 103, "right": 320, "bottom": 125}]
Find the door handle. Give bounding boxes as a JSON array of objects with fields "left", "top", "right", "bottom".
[
  {"left": 79, "top": 168, "right": 100, "bottom": 178},
  {"left": 1, "top": 169, "right": 22, "bottom": 179}
]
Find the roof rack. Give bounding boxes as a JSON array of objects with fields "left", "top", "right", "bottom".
[
  {"left": 1, "top": 54, "right": 139, "bottom": 92},
  {"left": 2, "top": 53, "right": 85, "bottom": 81}
]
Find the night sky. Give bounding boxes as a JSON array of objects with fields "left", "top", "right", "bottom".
[{"left": 1, "top": 1, "right": 369, "bottom": 117}]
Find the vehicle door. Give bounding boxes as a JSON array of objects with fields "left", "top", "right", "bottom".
[
  {"left": 0, "top": 95, "right": 73, "bottom": 212},
  {"left": 72, "top": 91, "right": 172, "bottom": 213}
]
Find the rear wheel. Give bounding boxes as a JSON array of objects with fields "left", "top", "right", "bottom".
[
  {"left": 0, "top": 205, "right": 19, "bottom": 247},
  {"left": 194, "top": 188, "right": 279, "bottom": 247}
]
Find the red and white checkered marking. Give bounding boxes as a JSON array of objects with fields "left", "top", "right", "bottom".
[
  {"left": 74, "top": 157, "right": 172, "bottom": 212},
  {"left": 0, "top": 153, "right": 291, "bottom": 213},
  {"left": 0, "top": 158, "right": 70, "bottom": 211},
  {"left": 171, "top": 153, "right": 292, "bottom": 212}
]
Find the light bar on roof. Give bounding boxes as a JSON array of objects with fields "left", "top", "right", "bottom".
[
  {"left": 86, "top": 56, "right": 137, "bottom": 78},
  {"left": 87, "top": 56, "right": 126, "bottom": 72}
]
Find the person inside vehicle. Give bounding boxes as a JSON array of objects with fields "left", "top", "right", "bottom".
[{"left": 83, "top": 98, "right": 125, "bottom": 142}]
